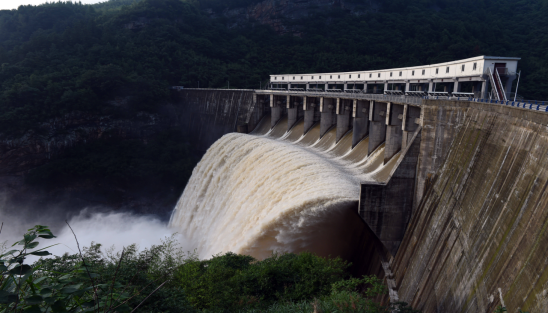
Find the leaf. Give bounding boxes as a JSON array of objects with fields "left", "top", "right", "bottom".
[
  {"left": 25, "top": 242, "right": 39, "bottom": 249},
  {"left": 40, "top": 288, "right": 53, "bottom": 296},
  {"left": 60, "top": 284, "right": 82, "bottom": 294},
  {"left": 38, "top": 234, "right": 56, "bottom": 239},
  {"left": 37, "top": 231, "right": 56, "bottom": 239},
  {"left": 23, "top": 305, "right": 42, "bottom": 313},
  {"left": 9, "top": 264, "right": 32, "bottom": 276},
  {"left": 24, "top": 295, "right": 44, "bottom": 305},
  {"left": 0, "top": 290, "right": 18, "bottom": 304},
  {"left": 30, "top": 251, "right": 51, "bottom": 257},
  {"left": 81, "top": 300, "right": 95, "bottom": 308},
  {"left": 0, "top": 249, "right": 18, "bottom": 257},
  {"left": 51, "top": 299, "right": 67, "bottom": 312},
  {"left": 44, "top": 297, "right": 57, "bottom": 304},
  {"left": 24, "top": 234, "right": 37, "bottom": 243}
]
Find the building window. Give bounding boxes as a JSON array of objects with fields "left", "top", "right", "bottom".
[
  {"left": 311, "top": 76, "right": 313, "bottom": 79},
  {"left": 461, "top": 65, "right": 465, "bottom": 71},
  {"left": 293, "top": 77, "right": 295, "bottom": 80},
  {"left": 436, "top": 68, "right": 439, "bottom": 74},
  {"left": 422, "top": 69, "right": 425, "bottom": 75},
  {"left": 301, "top": 76, "right": 303, "bottom": 80},
  {"left": 338, "top": 75, "right": 340, "bottom": 79},
  {"left": 369, "top": 74, "right": 372, "bottom": 78},
  {"left": 473, "top": 63, "right": 477, "bottom": 70},
  {"left": 349, "top": 75, "right": 351, "bottom": 78},
  {"left": 319, "top": 76, "right": 321, "bottom": 79},
  {"left": 358, "top": 74, "right": 361, "bottom": 78},
  {"left": 330, "top": 75, "right": 332, "bottom": 79},
  {"left": 378, "top": 73, "right": 380, "bottom": 77},
  {"left": 446, "top": 67, "right": 449, "bottom": 73},
  {"left": 274, "top": 77, "right": 277, "bottom": 80},
  {"left": 412, "top": 70, "right": 415, "bottom": 76},
  {"left": 282, "top": 77, "right": 284, "bottom": 80},
  {"left": 399, "top": 71, "right": 402, "bottom": 76},
  {"left": 390, "top": 72, "right": 393, "bottom": 77}
]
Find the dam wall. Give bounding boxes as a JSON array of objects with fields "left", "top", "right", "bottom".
[
  {"left": 391, "top": 101, "right": 548, "bottom": 312},
  {"left": 171, "top": 89, "right": 268, "bottom": 151},
  {"left": 172, "top": 89, "right": 547, "bottom": 312}
]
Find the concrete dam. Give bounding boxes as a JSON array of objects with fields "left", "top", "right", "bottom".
[{"left": 169, "top": 57, "right": 547, "bottom": 312}]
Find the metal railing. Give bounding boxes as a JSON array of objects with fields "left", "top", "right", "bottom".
[
  {"left": 259, "top": 89, "right": 424, "bottom": 105},
  {"left": 486, "top": 67, "right": 507, "bottom": 101},
  {"left": 428, "top": 91, "right": 450, "bottom": 97},
  {"left": 452, "top": 92, "right": 475, "bottom": 98},
  {"left": 406, "top": 91, "right": 428, "bottom": 97},
  {"left": 472, "top": 98, "right": 547, "bottom": 112},
  {"left": 385, "top": 90, "right": 404, "bottom": 96},
  {"left": 494, "top": 68, "right": 507, "bottom": 101}
]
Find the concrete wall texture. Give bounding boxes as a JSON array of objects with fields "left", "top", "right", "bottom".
[
  {"left": 172, "top": 89, "right": 267, "bottom": 151},
  {"left": 173, "top": 89, "right": 547, "bottom": 312},
  {"left": 392, "top": 101, "right": 547, "bottom": 312}
]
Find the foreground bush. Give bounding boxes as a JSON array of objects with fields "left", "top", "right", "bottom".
[
  {"left": 0, "top": 225, "right": 420, "bottom": 312},
  {"left": 0, "top": 225, "right": 195, "bottom": 312},
  {"left": 174, "top": 252, "right": 350, "bottom": 311}
]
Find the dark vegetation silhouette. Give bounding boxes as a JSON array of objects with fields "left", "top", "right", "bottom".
[
  {"left": 0, "top": 224, "right": 420, "bottom": 312},
  {"left": 0, "top": 0, "right": 546, "bottom": 135}
]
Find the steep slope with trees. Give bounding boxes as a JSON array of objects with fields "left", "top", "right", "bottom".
[{"left": 0, "top": 0, "right": 546, "bottom": 214}]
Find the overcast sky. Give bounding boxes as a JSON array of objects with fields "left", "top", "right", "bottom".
[{"left": 1, "top": 0, "right": 105, "bottom": 10}]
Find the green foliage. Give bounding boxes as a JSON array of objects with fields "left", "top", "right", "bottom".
[
  {"left": 174, "top": 251, "right": 350, "bottom": 311},
  {"left": 0, "top": 225, "right": 134, "bottom": 312},
  {"left": 1, "top": 225, "right": 421, "bottom": 313},
  {"left": 0, "top": 225, "right": 195, "bottom": 313},
  {"left": 245, "top": 276, "right": 419, "bottom": 313}
]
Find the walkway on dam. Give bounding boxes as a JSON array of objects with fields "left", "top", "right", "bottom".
[
  {"left": 175, "top": 88, "right": 547, "bottom": 112},
  {"left": 256, "top": 89, "right": 548, "bottom": 112}
]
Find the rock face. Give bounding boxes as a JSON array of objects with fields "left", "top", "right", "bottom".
[
  {"left": 0, "top": 112, "right": 161, "bottom": 176},
  {"left": 391, "top": 101, "right": 548, "bottom": 312},
  {"left": 204, "top": 0, "right": 379, "bottom": 34},
  {"left": 0, "top": 110, "right": 178, "bottom": 216}
]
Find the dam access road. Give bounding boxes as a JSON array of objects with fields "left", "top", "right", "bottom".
[{"left": 170, "top": 56, "right": 547, "bottom": 312}]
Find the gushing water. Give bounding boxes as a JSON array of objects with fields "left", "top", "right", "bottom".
[{"left": 169, "top": 118, "right": 399, "bottom": 260}]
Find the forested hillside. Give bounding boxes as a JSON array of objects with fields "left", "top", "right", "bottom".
[
  {"left": 0, "top": 0, "right": 546, "bottom": 134},
  {"left": 0, "top": 0, "right": 546, "bottom": 214}
]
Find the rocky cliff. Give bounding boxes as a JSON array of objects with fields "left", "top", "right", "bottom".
[
  {"left": 0, "top": 112, "right": 161, "bottom": 177},
  {"left": 0, "top": 108, "right": 183, "bottom": 217}
]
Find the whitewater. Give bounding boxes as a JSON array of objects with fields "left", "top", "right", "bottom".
[{"left": 169, "top": 118, "right": 400, "bottom": 260}]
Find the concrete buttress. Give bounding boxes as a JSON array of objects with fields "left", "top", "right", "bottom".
[
  {"left": 320, "top": 98, "right": 335, "bottom": 137},
  {"left": 352, "top": 100, "right": 370, "bottom": 147},
  {"left": 368, "top": 101, "right": 387, "bottom": 155},
  {"left": 336, "top": 99, "right": 352, "bottom": 142}
]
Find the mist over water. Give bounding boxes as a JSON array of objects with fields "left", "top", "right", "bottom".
[
  {"left": 47, "top": 210, "right": 188, "bottom": 257},
  {"left": 0, "top": 202, "right": 185, "bottom": 260}
]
